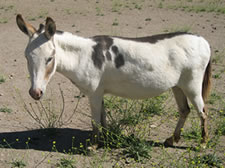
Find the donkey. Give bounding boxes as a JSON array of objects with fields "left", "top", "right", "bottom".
[{"left": 16, "top": 14, "right": 211, "bottom": 147}]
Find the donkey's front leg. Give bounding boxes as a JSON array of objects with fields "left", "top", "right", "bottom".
[{"left": 89, "top": 92, "right": 105, "bottom": 142}]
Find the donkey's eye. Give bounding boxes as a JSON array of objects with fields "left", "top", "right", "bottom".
[{"left": 46, "top": 57, "right": 53, "bottom": 65}]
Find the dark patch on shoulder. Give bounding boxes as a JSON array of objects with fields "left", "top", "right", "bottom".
[
  {"left": 115, "top": 54, "right": 125, "bottom": 68},
  {"left": 91, "top": 36, "right": 113, "bottom": 69},
  {"left": 111, "top": 45, "right": 125, "bottom": 68},
  {"left": 116, "top": 32, "right": 191, "bottom": 44},
  {"left": 112, "top": 46, "right": 118, "bottom": 54}
]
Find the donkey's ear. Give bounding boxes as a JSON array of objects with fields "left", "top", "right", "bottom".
[
  {"left": 44, "top": 17, "right": 56, "bottom": 40},
  {"left": 16, "top": 14, "right": 36, "bottom": 37}
]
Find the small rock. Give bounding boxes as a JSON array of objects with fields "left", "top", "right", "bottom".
[
  {"left": 145, "top": 18, "right": 151, "bottom": 22},
  {"left": 9, "top": 74, "right": 14, "bottom": 79},
  {"left": 214, "top": 50, "right": 219, "bottom": 53},
  {"left": 0, "top": 93, "right": 3, "bottom": 96},
  {"left": 150, "top": 124, "right": 157, "bottom": 128}
]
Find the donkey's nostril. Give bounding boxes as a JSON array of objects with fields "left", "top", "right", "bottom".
[{"left": 29, "top": 88, "right": 43, "bottom": 100}]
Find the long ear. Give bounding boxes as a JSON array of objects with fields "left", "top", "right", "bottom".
[
  {"left": 44, "top": 17, "right": 56, "bottom": 40},
  {"left": 16, "top": 14, "right": 36, "bottom": 37}
]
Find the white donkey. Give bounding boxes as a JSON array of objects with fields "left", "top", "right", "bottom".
[{"left": 16, "top": 14, "right": 211, "bottom": 146}]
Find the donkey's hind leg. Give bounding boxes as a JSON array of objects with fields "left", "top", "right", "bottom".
[
  {"left": 164, "top": 86, "right": 190, "bottom": 147},
  {"left": 184, "top": 89, "right": 208, "bottom": 145}
]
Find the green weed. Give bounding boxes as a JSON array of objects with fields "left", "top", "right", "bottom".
[
  {"left": 122, "top": 134, "right": 151, "bottom": 161},
  {"left": 96, "top": 7, "right": 104, "bottom": 16},
  {"left": 98, "top": 95, "right": 167, "bottom": 162},
  {"left": 158, "top": 2, "right": 163, "bottom": 9},
  {"left": 212, "top": 50, "right": 224, "bottom": 64},
  {"left": 10, "top": 159, "right": 26, "bottom": 168},
  {"left": 182, "top": 119, "right": 201, "bottom": 142},
  {"left": 0, "top": 18, "right": 8, "bottom": 24},
  {"left": 189, "top": 153, "right": 223, "bottom": 168},
  {"left": 0, "top": 5, "right": 14, "bottom": 12},
  {"left": 112, "top": 18, "right": 119, "bottom": 26},
  {"left": 215, "top": 117, "right": 225, "bottom": 135},
  {"left": 38, "top": 10, "right": 49, "bottom": 19},
  {"left": 163, "top": 25, "right": 192, "bottom": 33},
  {"left": 208, "top": 92, "right": 221, "bottom": 105},
  {"left": 56, "top": 157, "right": 76, "bottom": 168},
  {"left": 158, "top": 0, "right": 225, "bottom": 14},
  {"left": 0, "top": 75, "right": 6, "bottom": 84},
  {"left": 105, "top": 95, "right": 166, "bottom": 127},
  {"left": 65, "top": 9, "right": 72, "bottom": 15},
  {"left": 111, "top": 0, "right": 123, "bottom": 13},
  {"left": 0, "top": 106, "right": 12, "bottom": 113}
]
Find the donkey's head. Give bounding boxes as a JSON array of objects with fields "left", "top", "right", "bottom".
[{"left": 16, "top": 14, "right": 57, "bottom": 100}]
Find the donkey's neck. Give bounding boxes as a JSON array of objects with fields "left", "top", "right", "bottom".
[{"left": 54, "top": 32, "right": 95, "bottom": 74}]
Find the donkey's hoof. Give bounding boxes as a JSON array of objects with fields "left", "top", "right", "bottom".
[{"left": 164, "top": 137, "right": 174, "bottom": 147}]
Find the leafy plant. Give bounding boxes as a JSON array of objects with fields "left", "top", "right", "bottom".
[
  {"left": 0, "top": 18, "right": 8, "bottom": 24},
  {"left": 0, "top": 106, "right": 12, "bottom": 113},
  {"left": 122, "top": 134, "right": 152, "bottom": 161},
  {"left": 96, "top": 7, "right": 104, "bottom": 16},
  {"left": 215, "top": 117, "right": 225, "bottom": 135},
  {"left": 0, "top": 75, "right": 6, "bottom": 84},
  {"left": 98, "top": 95, "right": 167, "bottom": 162},
  {"left": 105, "top": 95, "right": 166, "bottom": 127},
  {"left": 112, "top": 18, "right": 119, "bottom": 26},
  {"left": 56, "top": 157, "right": 76, "bottom": 168},
  {"left": 208, "top": 92, "right": 221, "bottom": 105},
  {"left": 10, "top": 159, "right": 26, "bottom": 168},
  {"left": 182, "top": 119, "right": 201, "bottom": 142},
  {"left": 190, "top": 153, "right": 223, "bottom": 167}
]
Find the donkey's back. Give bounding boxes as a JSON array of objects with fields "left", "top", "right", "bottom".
[{"left": 101, "top": 33, "right": 211, "bottom": 99}]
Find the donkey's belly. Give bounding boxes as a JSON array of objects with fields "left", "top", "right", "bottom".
[
  {"left": 105, "top": 87, "right": 165, "bottom": 99},
  {"left": 104, "top": 77, "right": 174, "bottom": 99}
]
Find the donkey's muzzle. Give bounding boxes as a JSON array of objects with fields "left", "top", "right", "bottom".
[{"left": 29, "top": 88, "right": 43, "bottom": 100}]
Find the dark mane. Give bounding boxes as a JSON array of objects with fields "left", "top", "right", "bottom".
[{"left": 115, "top": 32, "right": 192, "bottom": 44}]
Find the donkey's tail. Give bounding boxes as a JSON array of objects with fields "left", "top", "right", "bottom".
[{"left": 202, "top": 60, "right": 212, "bottom": 103}]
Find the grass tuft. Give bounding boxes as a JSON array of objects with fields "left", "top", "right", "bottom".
[
  {"left": 0, "top": 75, "right": 6, "bottom": 84},
  {"left": 56, "top": 157, "right": 76, "bottom": 168},
  {"left": 190, "top": 153, "right": 223, "bottom": 167},
  {"left": 0, "top": 106, "right": 12, "bottom": 113},
  {"left": 10, "top": 159, "right": 26, "bottom": 168}
]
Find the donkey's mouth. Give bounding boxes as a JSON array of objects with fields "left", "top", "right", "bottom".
[{"left": 30, "top": 95, "right": 42, "bottom": 100}]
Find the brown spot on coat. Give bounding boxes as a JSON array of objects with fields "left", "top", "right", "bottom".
[{"left": 45, "top": 57, "right": 55, "bottom": 81}]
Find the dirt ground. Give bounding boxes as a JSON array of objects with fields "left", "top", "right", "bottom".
[{"left": 0, "top": 0, "right": 225, "bottom": 167}]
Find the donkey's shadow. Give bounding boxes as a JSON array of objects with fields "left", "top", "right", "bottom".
[
  {"left": 0, "top": 128, "right": 92, "bottom": 153},
  {"left": 0, "top": 129, "right": 192, "bottom": 154}
]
